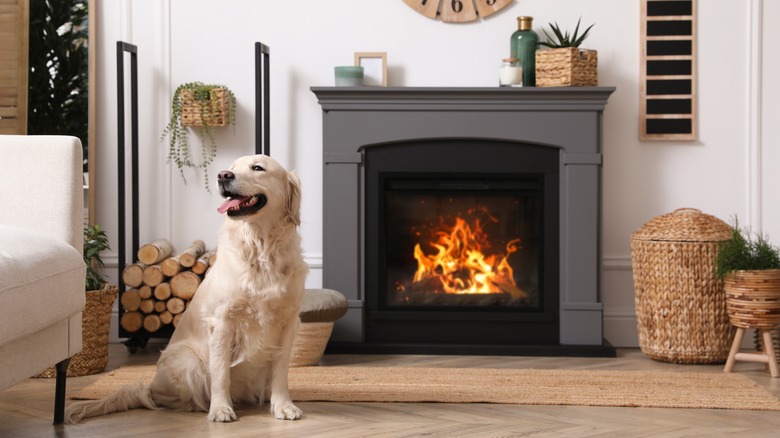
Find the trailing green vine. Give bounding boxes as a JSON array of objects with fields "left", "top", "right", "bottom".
[{"left": 160, "top": 82, "right": 236, "bottom": 193}]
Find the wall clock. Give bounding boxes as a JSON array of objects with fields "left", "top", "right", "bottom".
[{"left": 403, "top": 0, "right": 513, "bottom": 23}]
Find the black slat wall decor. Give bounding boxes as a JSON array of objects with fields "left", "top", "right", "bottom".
[{"left": 640, "top": 0, "right": 697, "bottom": 140}]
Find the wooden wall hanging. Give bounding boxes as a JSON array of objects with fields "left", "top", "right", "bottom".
[{"left": 640, "top": 0, "right": 697, "bottom": 141}]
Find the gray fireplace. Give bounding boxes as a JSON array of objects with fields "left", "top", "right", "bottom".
[{"left": 312, "top": 87, "right": 615, "bottom": 355}]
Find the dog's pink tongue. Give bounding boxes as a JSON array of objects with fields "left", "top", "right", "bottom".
[{"left": 217, "top": 196, "right": 249, "bottom": 214}]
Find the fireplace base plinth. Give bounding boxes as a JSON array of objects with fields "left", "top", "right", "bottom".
[{"left": 324, "top": 340, "right": 616, "bottom": 358}]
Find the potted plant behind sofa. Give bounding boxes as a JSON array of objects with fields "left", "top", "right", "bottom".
[
  {"left": 160, "top": 82, "right": 237, "bottom": 193},
  {"left": 716, "top": 218, "right": 780, "bottom": 368},
  {"left": 36, "top": 224, "right": 118, "bottom": 377},
  {"left": 535, "top": 17, "right": 598, "bottom": 87}
]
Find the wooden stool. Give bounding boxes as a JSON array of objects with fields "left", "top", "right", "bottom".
[{"left": 724, "top": 327, "right": 779, "bottom": 377}]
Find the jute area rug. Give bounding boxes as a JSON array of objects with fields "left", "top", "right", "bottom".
[{"left": 73, "top": 365, "right": 780, "bottom": 411}]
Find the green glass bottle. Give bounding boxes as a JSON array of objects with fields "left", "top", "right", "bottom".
[{"left": 510, "top": 16, "right": 538, "bottom": 87}]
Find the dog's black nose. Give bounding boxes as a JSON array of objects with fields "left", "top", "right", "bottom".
[{"left": 218, "top": 170, "right": 235, "bottom": 182}]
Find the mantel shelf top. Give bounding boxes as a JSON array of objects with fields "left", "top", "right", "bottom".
[{"left": 311, "top": 86, "right": 616, "bottom": 111}]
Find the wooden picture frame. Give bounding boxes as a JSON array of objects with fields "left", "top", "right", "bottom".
[
  {"left": 640, "top": 0, "right": 697, "bottom": 141},
  {"left": 355, "top": 52, "right": 387, "bottom": 87}
]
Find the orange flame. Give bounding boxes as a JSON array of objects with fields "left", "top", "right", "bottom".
[{"left": 412, "top": 216, "right": 522, "bottom": 295}]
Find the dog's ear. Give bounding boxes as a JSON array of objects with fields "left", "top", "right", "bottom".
[{"left": 285, "top": 171, "right": 302, "bottom": 226}]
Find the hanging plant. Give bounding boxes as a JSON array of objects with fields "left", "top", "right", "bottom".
[{"left": 160, "top": 82, "right": 236, "bottom": 192}]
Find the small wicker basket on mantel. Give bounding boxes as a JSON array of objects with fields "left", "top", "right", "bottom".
[
  {"left": 535, "top": 48, "right": 598, "bottom": 87},
  {"left": 631, "top": 208, "right": 734, "bottom": 364}
]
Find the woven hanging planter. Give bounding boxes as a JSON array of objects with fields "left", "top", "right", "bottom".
[
  {"left": 180, "top": 87, "right": 231, "bottom": 127},
  {"left": 631, "top": 208, "right": 734, "bottom": 364},
  {"left": 535, "top": 47, "right": 598, "bottom": 87},
  {"left": 35, "top": 286, "right": 118, "bottom": 378}
]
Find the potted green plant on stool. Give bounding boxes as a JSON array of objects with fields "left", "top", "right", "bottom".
[
  {"left": 717, "top": 219, "right": 780, "bottom": 376},
  {"left": 36, "top": 224, "right": 118, "bottom": 377}
]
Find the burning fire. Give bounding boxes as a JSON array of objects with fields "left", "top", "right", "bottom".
[{"left": 410, "top": 215, "right": 525, "bottom": 297}]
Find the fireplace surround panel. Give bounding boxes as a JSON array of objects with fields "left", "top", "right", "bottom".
[{"left": 312, "top": 87, "right": 615, "bottom": 353}]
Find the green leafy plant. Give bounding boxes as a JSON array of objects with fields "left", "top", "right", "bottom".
[
  {"left": 27, "top": 0, "right": 89, "bottom": 172},
  {"left": 160, "top": 82, "right": 236, "bottom": 193},
  {"left": 539, "top": 17, "right": 595, "bottom": 49},
  {"left": 84, "top": 224, "right": 111, "bottom": 291},
  {"left": 715, "top": 217, "right": 780, "bottom": 280}
]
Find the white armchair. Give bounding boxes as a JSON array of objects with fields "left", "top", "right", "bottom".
[{"left": 0, "top": 135, "right": 86, "bottom": 424}]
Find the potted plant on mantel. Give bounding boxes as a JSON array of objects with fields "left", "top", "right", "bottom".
[
  {"left": 716, "top": 219, "right": 780, "bottom": 365},
  {"left": 160, "top": 82, "right": 237, "bottom": 193},
  {"left": 36, "top": 224, "right": 118, "bottom": 377},
  {"left": 535, "top": 17, "right": 598, "bottom": 87}
]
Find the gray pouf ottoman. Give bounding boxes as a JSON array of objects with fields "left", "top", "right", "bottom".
[{"left": 290, "top": 288, "right": 348, "bottom": 367}]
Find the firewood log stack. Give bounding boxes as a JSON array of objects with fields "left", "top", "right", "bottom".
[{"left": 120, "top": 239, "right": 216, "bottom": 334}]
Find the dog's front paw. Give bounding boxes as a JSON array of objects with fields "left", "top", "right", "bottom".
[
  {"left": 208, "top": 405, "right": 238, "bottom": 423},
  {"left": 272, "top": 401, "right": 302, "bottom": 420}
]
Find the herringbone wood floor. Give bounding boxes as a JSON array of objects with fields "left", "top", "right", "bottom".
[{"left": 1, "top": 344, "right": 779, "bottom": 437}]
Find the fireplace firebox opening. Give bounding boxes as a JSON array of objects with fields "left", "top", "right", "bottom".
[
  {"left": 382, "top": 176, "right": 543, "bottom": 310},
  {"left": 364, "top": 139, "right": 560, "bottom": 348}
]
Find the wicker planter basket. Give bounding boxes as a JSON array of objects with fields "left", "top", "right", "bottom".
[
  {"left": 35, "top": 286, "right": 118, "bottom": 377},
  {"left": 631, "top": 208, "right": 734, "bottom": 364},
  {"left": 290, "top": 322, "right": 334, "bottom": 367},
  {"left": 724, "top": 270, "right": 780, "bottom": 329},
  {"left": 180, "top": 88, "right": 230, "bottom": 127},
  {"left": 535, "top": 47, "right": 598, "bottom": 87}
]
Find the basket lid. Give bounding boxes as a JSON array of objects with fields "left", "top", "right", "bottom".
[{"left": 631, "top": 208, "right": 733, "bottom": 242}]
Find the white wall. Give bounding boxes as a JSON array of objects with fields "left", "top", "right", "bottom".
[{"left": 95, "top": 0, "right": 779, "bottom": 347}]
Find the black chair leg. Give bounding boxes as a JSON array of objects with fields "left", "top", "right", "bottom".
[{"left": 53, "top": 358, "right": 70, "bottom": 425}]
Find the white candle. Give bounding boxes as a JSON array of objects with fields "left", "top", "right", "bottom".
[{"left": 499, "top": 58, "right": 523, "bottom": 87}]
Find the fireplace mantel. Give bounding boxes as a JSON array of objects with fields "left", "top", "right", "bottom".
[
  {"left": 313, "top": 87, "right": 614, "bottom": 110},
  {"left": 312, "top": 86, "right": 615, "bottom": 353}
]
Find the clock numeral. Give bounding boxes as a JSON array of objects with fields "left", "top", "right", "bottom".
[
  {"left": 451, "top": 0, "right": 463, "bottom": 13},
  {"left": 422, "top": 0, "right": 428, "bottom": 4},
  {"left": 487, "top": 0, "right": 497, "bottom": 5}
]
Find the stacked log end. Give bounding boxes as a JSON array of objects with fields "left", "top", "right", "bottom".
[{"left": 120, "top": 239, "right": 217, "bottom": 335}]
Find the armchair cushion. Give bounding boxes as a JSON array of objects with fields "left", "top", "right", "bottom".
[{"left": 0, "top": 225, "right": 85, "bottom": 345}]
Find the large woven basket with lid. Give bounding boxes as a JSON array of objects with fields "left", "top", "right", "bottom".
[{"left": 631, "top": 208, "right": 734, "bottom": 364}]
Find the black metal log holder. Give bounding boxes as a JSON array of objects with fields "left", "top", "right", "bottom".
[
  {"left": 116, "top": 41, "right": 138, "bottom": 282},
  {"left": 115, "top": 42, "right": 271, "bottom": 351},
  {"left": 116, "top": 42, "right": 170, "bottom": 351},
  {"left": 255, "top": 42, "right": 270, "bottom": 156}
]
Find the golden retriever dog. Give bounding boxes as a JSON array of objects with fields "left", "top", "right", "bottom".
[{"left": 65, "top": 154, "right": 308, "bottom": 423}]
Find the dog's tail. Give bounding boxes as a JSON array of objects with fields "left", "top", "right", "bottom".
[{"left": 64, "top": 382, "right": 157, "bottom": 424}]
